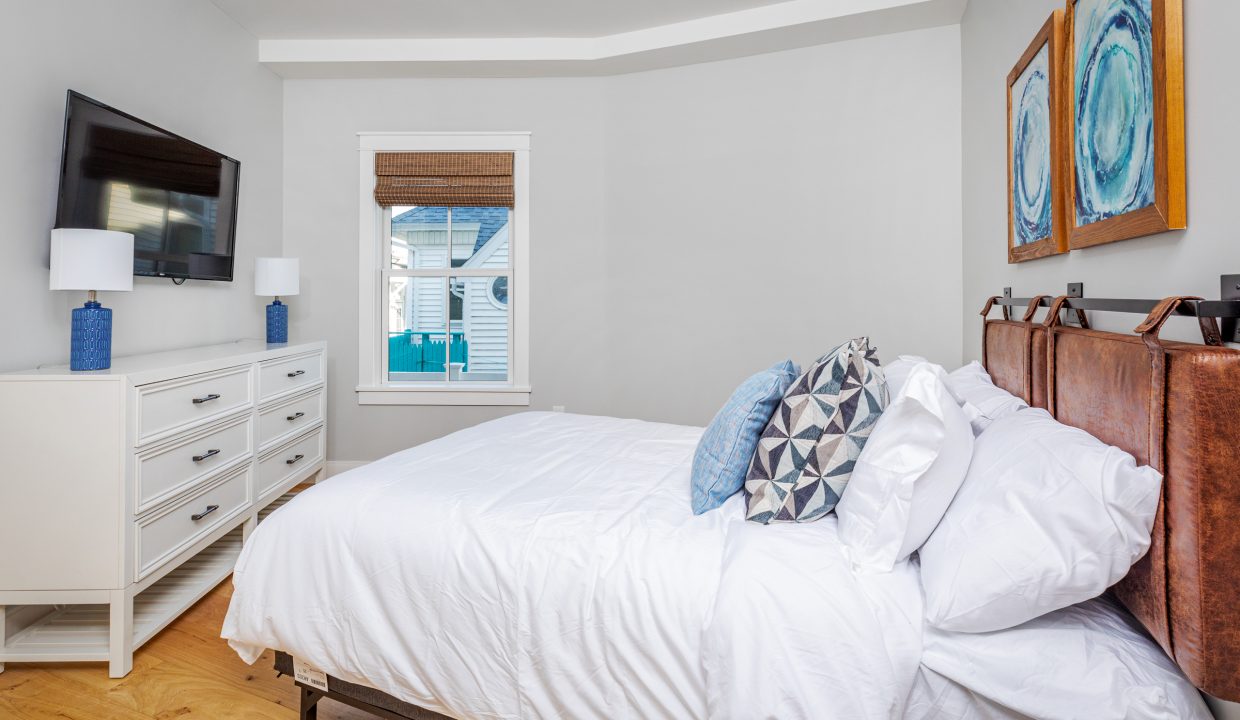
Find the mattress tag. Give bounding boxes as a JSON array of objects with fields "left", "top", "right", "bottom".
[{"left": 292, "top": 658, "right": 329, "bottom": 692}]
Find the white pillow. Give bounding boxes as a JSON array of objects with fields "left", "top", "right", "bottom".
[
  {"left": 920, "top": 595, "right": 1213, "bottom": 720},
  {"left": 944, "top": 361, "right": 1027, "bottom": 434},
  {"left": 837, "top": 362, "right": 974, "bottom": 572},
  {"left": 882, "top": 355, "right": 928, "bottom": 398},
  {"left": 919, "top": 409, "right": 1161, "bottom": 633}
]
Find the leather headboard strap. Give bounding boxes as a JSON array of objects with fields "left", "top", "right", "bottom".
[
  {"left": 978, "top": 295, "right": 1048, "bottom": 404},
  {"left": 1016, "top": 296, "right": 1051, "bottom": 403},
  {"left": 1042, "top": 296, "right": 1070, "bottom": 416},
  {"left": 1022, "top": 295, "right": 1049, "bottom": 322},
  {"left": 1130, "top": 296, "right": 1211, "bottom": 667},
  {"left": 979, "top": 296, "right": 1005, "bottom": 370},
  {"left": 978, "top": 295, "right": 1012, "bottom": 320},
  {"left": 1132, "top": 297, "right": 1220, "bottom": 473}
]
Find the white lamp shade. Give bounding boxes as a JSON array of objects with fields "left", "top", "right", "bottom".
[
  {"left": 255, "top": 257, "right": 300, "bottom": 297},
  {"left": 49, "top": 229, "right": 134, "bottom": 292}
]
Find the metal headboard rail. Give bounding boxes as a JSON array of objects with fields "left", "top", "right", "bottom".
[
  {"left": 989, "top": 275, "right": 1240, "bottom": 343},
  {"left": 993, "top": 296, "right": 1240, "bottom": 319}
]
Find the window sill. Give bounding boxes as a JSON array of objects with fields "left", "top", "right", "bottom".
[{"left": 356, "top": 385, "right": 532, "bottom": 406}]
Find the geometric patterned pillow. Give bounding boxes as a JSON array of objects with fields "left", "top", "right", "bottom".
[{"left": 744, "top": 337, "right": 888, "bottom": 524}]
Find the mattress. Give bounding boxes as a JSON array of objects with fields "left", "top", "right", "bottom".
[{"left": 222, "top": 411, "right": 925, "bottom": 719}]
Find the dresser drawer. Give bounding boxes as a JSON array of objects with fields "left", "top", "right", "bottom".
[
  {"left": 136, "top": 366, "right": 254, "bottom": 446},
  {"left": 135, "top": 416, "right": 253, "bottom": 514},
  {"left": 258, "top": 389, "right": 324, "bottom": 451},
  {"left": 257, "top": 427, "right": 324, "bottom": 500},
  {"left": 136, "top": 466, "right": 250, "bottom": 579},
  {"left": 259, "top": 351, "right": 323, "bottom": 403}
]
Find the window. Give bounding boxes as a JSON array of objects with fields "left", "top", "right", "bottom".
[
  {"left": 357, "top": 133, "right": 530, "bottom": 405},
  {"left": 488, "top": 277, "right": 509, "bottom": 308}
]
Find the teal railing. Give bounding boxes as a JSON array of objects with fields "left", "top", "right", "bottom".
[{"left": 389, "top": 331, "right": 468, "bottom": 373}]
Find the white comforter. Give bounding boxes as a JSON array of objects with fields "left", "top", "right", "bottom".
[{"left": 223, "top": 412, "right": 924, "bottom": 719}]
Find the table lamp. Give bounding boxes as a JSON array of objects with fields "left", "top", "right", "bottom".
[
  {"left": 255, "top": 257, "right": 300, "bottom": 343},
  {"left": 49, "top": 229, "right": 134, "bottom": 371}
]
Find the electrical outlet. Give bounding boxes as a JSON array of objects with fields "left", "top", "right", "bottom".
[{"left": 552, "top": 405, "right": 566, "bottom": 413}]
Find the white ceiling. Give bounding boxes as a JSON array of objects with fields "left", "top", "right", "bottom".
[{"left": 210, "top": 0, "right": 794, "bottom": 39}]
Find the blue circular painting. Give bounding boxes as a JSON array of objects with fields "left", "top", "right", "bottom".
[
  {"left": 1012, "top": 44, "right": 1053, "bottom": 247},
  {"left": 1073, "top": 0, "right": 1155, "bottom": 226}
]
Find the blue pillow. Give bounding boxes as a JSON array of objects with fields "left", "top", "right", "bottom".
[{"left": 691, "top": 360, "right": 799, "bottom": 514}]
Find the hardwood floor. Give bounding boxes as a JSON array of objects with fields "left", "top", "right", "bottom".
[{"left": 0, "top": 577, "right": 373, "bottom": 720}]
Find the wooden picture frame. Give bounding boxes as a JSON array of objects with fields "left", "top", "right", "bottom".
[
  {"left": 1066, "top": 0, "right": 1185, "bottom": 249},
  {"left": 1007, "top": 11, "right": 1069, "bottom": 264}
]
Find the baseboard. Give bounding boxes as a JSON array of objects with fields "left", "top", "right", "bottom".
[{"left": 325, "top": 460, "right": 368, "bottom": 478}]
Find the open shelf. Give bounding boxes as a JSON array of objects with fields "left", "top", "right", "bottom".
[
  {"left": 257, "top": 487, "right": 298, "bottom": 524},
  {"left": 1, "top": 528, "right": 242, "bottom": 663}
]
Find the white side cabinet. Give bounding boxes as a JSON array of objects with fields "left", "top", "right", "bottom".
[{"left": 0, "top": 340, "right": 327, "bottom": 677}]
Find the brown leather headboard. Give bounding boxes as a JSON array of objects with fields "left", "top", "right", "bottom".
[
  {"left": 979, "top": 295, "right": 1067, "bottom": 409},
  {"left": 981, "top": 295, "right": 1240, "bottom": 701}
]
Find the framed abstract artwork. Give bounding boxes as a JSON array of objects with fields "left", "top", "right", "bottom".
[
  {"left": 1008, "top": 11, "right": 1068, "bottom": 264},
  {"left": 1066, "top": 0, "right": 1185, "bottom": 249}
]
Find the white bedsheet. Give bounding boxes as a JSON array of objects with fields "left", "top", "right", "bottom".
[
  {"left": 918, "top": 595, "right": 1213, "bottom": 720},
  {"left": 222, "top": 412, "right": 924, "bottom": 719},
  {"left": 904, "top": 667, "right": 1032, "bottom": 720}
]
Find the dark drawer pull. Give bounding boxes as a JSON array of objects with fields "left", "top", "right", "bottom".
[
  {"left": 287, "top": 370, "right": 306, "bottom": 378},
  {"left": 192, "top": 449, "right": 221, "bottom": 463},
  {"left": 192, "top": 393, "right": 221, "bottom": 405},
  {"left": 286, "top": 453, "right": 305, "bottom": 465},
  {"left": 287, "top": 411, "right": 305, "bottom": 422},
  {"left": 191, "top": 504, "right": 220, "bottom": 522}
]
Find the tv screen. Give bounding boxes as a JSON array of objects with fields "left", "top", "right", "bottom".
[{"left": 55, "top": 91, "right": 240, "bottom": 281}]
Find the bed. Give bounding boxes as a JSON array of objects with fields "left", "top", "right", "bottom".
[
  {"left": 222, "top": 293, "right": 1240, "bottom": 719},
  {"left": 223, "top": 412, "right": 924, "bottom": 718}
]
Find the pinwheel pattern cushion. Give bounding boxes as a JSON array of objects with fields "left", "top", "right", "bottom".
[{"left": 744, "top": 337, "right": 888, "bottom": 524}]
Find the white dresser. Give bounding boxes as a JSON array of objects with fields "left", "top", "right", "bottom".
[{"left": 0, "top": 340, "right": 327, "bottom": 677}]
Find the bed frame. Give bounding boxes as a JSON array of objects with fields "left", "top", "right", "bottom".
[
  {"left": 273, "top": 287, "right": 1240, "bottom": 716},
  {"left": 981, "top": 287, "right": 1240, "bottom": 702},
  {"left": 274, "top": 651, "right": 451, "bottom": 720}
]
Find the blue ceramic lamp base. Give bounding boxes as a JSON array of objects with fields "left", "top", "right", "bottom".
[
  {"left": 71, "top": 299, "right": 113, "bottom": 371},
  {"left": 267, "top": 299, "right": 289, "bottom": 343}
]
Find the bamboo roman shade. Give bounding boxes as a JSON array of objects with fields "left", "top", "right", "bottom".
[{"left": 374, "top": 152, "right": 514, "bottom": 207}]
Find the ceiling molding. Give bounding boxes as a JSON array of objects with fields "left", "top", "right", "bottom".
[{"left": 259, "top": 0, "right": 967, "bottom": 78}]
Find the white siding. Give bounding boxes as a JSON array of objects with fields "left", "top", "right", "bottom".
[
  {"left": 451, "top": 223, "right": 482, "bottom": 264},
  {"left": 411, "top": 240, "right": 447, "bottom": 334},
  {"left": 462, "top": 225, "right": 510, "bottom": 377}
]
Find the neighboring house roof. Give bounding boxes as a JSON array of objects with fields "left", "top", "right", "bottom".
[
  {"left": 391, "top": 206, "right": 508, "bottom": 254},
  {"left": 462, "top": 222, "right": 508, "bottom": 269}
]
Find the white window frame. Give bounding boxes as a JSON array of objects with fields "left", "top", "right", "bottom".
[{"left": 356, "top": 132, "right": 531, "bottom": 406}]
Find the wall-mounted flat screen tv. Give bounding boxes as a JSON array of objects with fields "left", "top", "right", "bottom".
[{"left": 55, "top": 90, "right": 240, "bottom": 281}]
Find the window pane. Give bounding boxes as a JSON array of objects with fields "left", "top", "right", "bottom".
[
  {"left": 390, "top": 206, "right": 511, "bottom": 270},
  {"left": 389, "top": 205, "right": 448, "bottom": 269},
  {"left": 448, "top": 207, "right": 511, "bottom": 268},
  {"left": 387, "top": 276, "right": 450, "bottom": 382},
  {"left": 449, "top": 275, "right": 510, "bottom": 383}
]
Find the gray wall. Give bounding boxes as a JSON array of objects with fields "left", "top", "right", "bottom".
[
  {"left": 604, "top": 25, "right": 963, "bottom": 426},
  {"left": 284, "top": 25, "right": 963, "bottom": 462},
  {"left": 0, "top": 0, "right": 283, "bottom": 372},
  {"left": 960, "top": 0, "right": 1240, "bottom": 356}
]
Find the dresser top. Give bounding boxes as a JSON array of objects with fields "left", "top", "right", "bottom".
[{"left": 3, "top": 340, "right": 326, "bottom": 385}]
